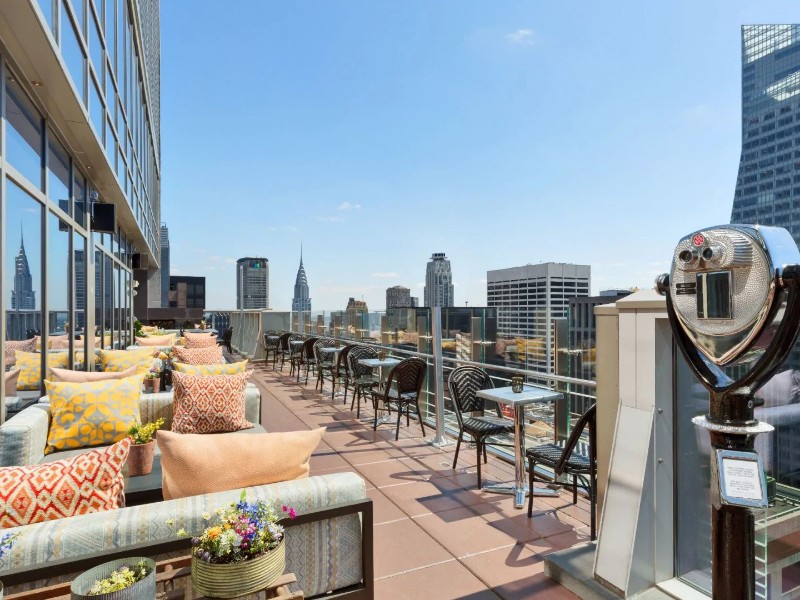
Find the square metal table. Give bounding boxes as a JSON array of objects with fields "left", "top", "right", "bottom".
[
  {"left": 476, "top": 385, "right": 563, "bottom": 508},
  {"left": 358, "top": 357, "right": 401, "bottom": 423}
]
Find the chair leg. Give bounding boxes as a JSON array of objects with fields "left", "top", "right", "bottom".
[
  {"left": 452, "top": 431, "right": 463, "bottom": 469},
  {"left": 483, "top": 442, "right": 488, "bottom": 464},
  {"left": 373, "top": 395, "right": 379, "bottom": 431},
  {"left": 590, "top": 481, "right": 597, "bottom": 541},
  {"left": 343, "top": 381, "right": 349, "bottom": 404},
  {"left": 476, "top": 440, "right": 482, "bottom": 488},
  {"left": 331, "top": 373, "right": 336, "bottom": 400},
  {"left": 572, "top": 475, "right": 578, "bottom": 504},
  {"left": 395, "top": 402, "right": 403, "bottom": 441},
  {"left": 406, "top": 403, "right": 410, "bottom": 426},
  {"left": 527, "top": 457, "right": 535, "bottom": 518},
  {"left": 416, "top": 401, "right": 425, "bottom": 436}
]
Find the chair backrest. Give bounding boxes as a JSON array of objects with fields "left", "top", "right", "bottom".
[
  {"left": 447, "top": 366, "right": 494, "bottom": 421},
  {"left": 337, "top": 344, "right": 355, "bottom": 374},
  {"left": 313, "top": 338, "right": 336, "bottom": 361},
  {"left": 386, "top": 357, "right": 427, "bottom": 397},
  {"left": 347, "top": 345, "right": 378, "bottom": 378},
  {"left": 286, "top": 333, "right": 301, "bottom": 354},
  {"left": 264, "top": 331, "right": 280, "bottom": 348},
  {"left": 555, "top": 404, "right": 597, "bottom": 475},
  {"left": 223, "top": 327, "right": 233, "bottom": 343},
  {"left": 301, "top": 337, "right": 318, "bottom": 359}
]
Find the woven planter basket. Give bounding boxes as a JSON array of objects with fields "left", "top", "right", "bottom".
[
  {"left": 70, "top": 557, "right": 156, "bottom": 600},
  {"left": 191, "top": 540, "right": 286, "bottom": 598}
]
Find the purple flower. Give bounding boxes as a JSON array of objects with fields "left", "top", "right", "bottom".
[{"left": 288, "top": 508, "right": 297, "bottom": 520}]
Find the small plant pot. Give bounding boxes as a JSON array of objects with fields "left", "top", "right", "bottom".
[
  {"left": 70, "top": 557, "right": 155, "bottom": 600},
  {"left": 126, "top": 440, "right": 156, "bottom": 477},
  {"left": 511, "top": 377, "right": 524, "bottom": 393},
  {"left": 143, "top": 378, "right": 160, "bottom": 393},
  {"left": 191, "top": 540, "right": 285, "bottom": 598}
]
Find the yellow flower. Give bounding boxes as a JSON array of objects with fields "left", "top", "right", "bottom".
[{"left": 207, "top": 527, "right": 222, "bottom": 540}]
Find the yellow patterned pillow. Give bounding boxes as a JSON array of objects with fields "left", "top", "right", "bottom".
[
  {"left": 98, "top": 348, "right": 156, "bottom": 373},
  {"left": 44, "top": 374, "right": 143, "bottom": 454},
  {"left": 15, "top": 351, "right": 70, "bottom": 391},
  {"left": 172, "top": 360, "right": 249, "bottom": 375}
]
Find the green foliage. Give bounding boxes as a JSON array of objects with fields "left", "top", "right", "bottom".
[
  {"left": 133, "top": 318, "right": 143, "bottom": 339},
  {"left": 87, "top": 561, "right": 151, "bottom": 595},
  {"left": 127, "top": 418, "right": 164, "bottom": 445}
]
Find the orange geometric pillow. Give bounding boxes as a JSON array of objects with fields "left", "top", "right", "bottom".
[
  {"left": 171, "top": 370, "right": 253, "bottom": 434},
  {"left": 171, "top": 345, "right": 222, "bottom": 365},
  {"left": 0, "top": 438, "right": 130, "bottom": 527},
  {"left": 183, "top": 332, "right": 217, "bottom": 348},
  {"left": 135, "top": 333, "right": 176, "bottom": 346},
  {"left": 4, "top": 338, "right": 36, "bottom": 367}
]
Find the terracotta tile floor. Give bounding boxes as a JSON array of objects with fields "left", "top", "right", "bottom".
[{"left": 249, "top": 361, "right": 588, "bottom": 600}]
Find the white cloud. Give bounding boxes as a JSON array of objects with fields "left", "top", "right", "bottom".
[
  {"left": 318, "top": 216, "right": 345, "bottom": 222},
  {"left": 338, "top": 202, "right": 361, "bottom": 211},
  {"left": 506, "top": 28, "right": 535, "bottom": 46},
  {"left": 372, "top": 272, "right": 399, "bottom": 279},
  {"left": 285, "top": 225, "right": 299, "bottom": 232}
]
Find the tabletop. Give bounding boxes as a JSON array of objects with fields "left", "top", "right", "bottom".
[
  {"left": 358, "top": 357, "right": 401, "bottom": 368},
  {"left": 290, "top": 340, "right": 304, "bottom": 346},
  {"left": 319, "top": 347, "right": 342, "bottom": 354},
  {"left": 476, "top": 385, "right": 562, "bottom": 407}
]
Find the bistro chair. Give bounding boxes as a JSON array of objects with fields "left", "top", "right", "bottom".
[
  {"left": 263, "top": 331, "right": 280, "bottom": 368},
  {"left": 297, "top": 337, "right": 319, "bottom": 384},
  {"left": 288, "top": 334, "right": 305, "bottom": 377},
  {"left": 347, "top": 345, "right": 379, "bottom": 418},
  {"left": 216, "top": 327, "right": 233, "bottom": 354},
  {"left": 334, "top": 344, "right": 355, "bottom": 403},
  {"left": 526, "top": 404, "right": 597, "bottom": 540},
  {"left": 314, "top": 338, "right": 337, "bottom": 393},
  {"left": 448, "top": 365, "right": 515, "bottom": 488},
  {"left": 277, "top": 332, "right": 292, "bottom": 371},
  {"left": 371, "top": 357, "right": 427, "bottom": 441}
]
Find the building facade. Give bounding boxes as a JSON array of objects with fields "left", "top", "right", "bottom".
[
  {"left": 731, "top": 25, "right": 800, "bottom": 238},
  {"left": 292, "top": 252, "right": 311, "bottom": 312},
  {"left": 159, "top": 223, "right": 169, "bottom": 306},
  {"left": 487, "top": 263, "right": 590, "bottom": 373},
  {"left": 386, "top": 285, "right": 411, "bottom": 309},
  {"left": 168, "top": 275, "right": 204, "bottom": 309},
  {"left": 345, "top": 297, "right": 368, "bottom": 336},
  {"left": 424, "top": 252, "right": 454, "bottom": 308},
  {"left": 566, "top": 292, "right": 630, "bottom": 384},
  {"left": 0, "top": 0, "right": 161, "bottom": 386},
  {"left": 236, "top": 257, "right": 269, "bottom": 310}
]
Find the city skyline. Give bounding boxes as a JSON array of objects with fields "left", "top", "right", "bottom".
[{"left": 160, "top": 2, "right": 800, "bottom": 311}]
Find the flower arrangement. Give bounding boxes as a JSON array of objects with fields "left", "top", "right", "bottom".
[
  {"left": 144, "top": 365, "right": 160, "bottom": 380},
  {"left": 171, "top": 491, "right": 296, "bottom": 564},
  {"left": 87, "top": 561, "right": 151, "bottom": 596},
  {"left": 127, "top": 418, "right": 164, "bottom": 445},
  {"left": 0, "top": 532, "right": 19, "bottom": 560}
]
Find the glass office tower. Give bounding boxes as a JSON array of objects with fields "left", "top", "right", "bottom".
[
  {"left": 731, "top": 25, "right": 800, "bottom": 235},
  {"left": 0, "top": 0, "right": 161, "bottom": 395}
]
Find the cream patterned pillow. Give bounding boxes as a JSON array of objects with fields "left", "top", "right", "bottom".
[
  {"left": 171, "top": 345, "right": 223, "bottom": 365},
  {"left": 15, "top": 351, "right": 70, "bottom": 390},
  {"left": 183, "top": 332, "right": 218, "bottom": 348},
  {"left": 172, "top": 360, "right": 248, "bottom": 375},
  {"left": 4, "top": 339, "right": 36, "bottom": 368}
]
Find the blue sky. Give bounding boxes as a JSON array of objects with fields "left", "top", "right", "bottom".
[{"left": 160, "top": 1, "right": 800, "bottom": 311}]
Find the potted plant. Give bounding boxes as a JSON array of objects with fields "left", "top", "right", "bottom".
[
  {"left": 0, "top": 532, "right": 20, "bottom": 599},
  {"left": 70, "top": 557, "right": 155, "bottom": 600},
  {"left": 171, "top": 491, "right": 296, "bottom": 598},
  {"left": 143, "top": 366, "right": 161, "bottom": 393},
  {"left": 126, "top": 418, "right": 164, "bottom": 477}
]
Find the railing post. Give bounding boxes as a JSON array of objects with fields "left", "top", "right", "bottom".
[{"left": 428, "top": 306, "right": 451, "bottom": 447}]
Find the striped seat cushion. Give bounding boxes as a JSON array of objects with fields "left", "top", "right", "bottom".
[
  {"left": 462, "top": 416, "right": 514, "bottom": 436},
  {"left": 526, "top": 441, "right": 591, "bottom": 470}
]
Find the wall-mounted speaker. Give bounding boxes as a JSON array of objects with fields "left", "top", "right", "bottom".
[
  {"left": 91, "top": 203, "right": 116, "bottom": 233},
  {"left": 132, "top": 253, "right": 149, "bottom": 270}
]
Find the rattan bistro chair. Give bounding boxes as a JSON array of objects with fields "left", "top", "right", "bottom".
[
  {"left": 371, "top": 357, "right": 427, "bottom": 441},
  {"left": 526, "top": 404, "right": 597, "bottom": 540},
  {"left": 277, "top": 332, "right": 292, "bottom": 371},
  {"left": 288, "top": 334, "right": 306, "bottom": 377},
  {"left": 333, "top": 344, "right": 355, "bottom": 403},
  {"left": 448, "top": 365, "right": 515, "bottom": 488},
  {"left": 217, "top": 327, "right": 233, "bottom": 354},
  {"left": 314, "top": 338, "right": 337, "bottom": 393},
  {"left": 264, "top": 331, "right": 280, "bottom": 368},
  {"left": 347, "top": 345, "right": 379, "bottom": 418},
  {"left": 298, "top": 337, "right": 319, "bottom": 384}
]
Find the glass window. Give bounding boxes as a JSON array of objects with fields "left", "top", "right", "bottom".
[
  {"left": 74, "top": 169, "right": 86, "bottom": 229},
  {"left": 60, "top": 1, "right": 86, "bottom": 104},
  {"left": 69, "top": 0, "right": 84, "bottom": 38},
  {"left": 47, "top": 132, "right": 70, "bottom": 215},
  {"left": 5, "top": 78, "right": 43, "bottom": 189},
  {"left": 5, "top": 182, "right": 42, "bottom": 342},
  {"left": 89, "top": 76, "right": 104, "bottom": 139},
  {"left": 73, "top": 231, "right": 87, "bottom": 368},
  {"left": 93, "top": 245, "right": 102, "bottom": 346},
  {"left": 105, "top": 0, "right": 115, "bottom": 76},
  {"left": 104, "top": 254, "right": 113, "bottom": 346},
  {"left": 89, "top": 9, "right": 103, "bottom": 78},
  {"left": 48, "top": 211, "right": 71, "bottom": 354},
  {"left": 37, "top": 0, "right": 55, "bottom": 34},
  {"left": 114, "top": 263, "right": 121, "bottom": 348}
]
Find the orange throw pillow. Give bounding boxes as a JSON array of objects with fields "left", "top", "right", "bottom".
[
  {"left": 0, "top": 438, "right": 130, "bottom": 527},
  {"left": 171, "top": 345, "right": 222, "bottom": 365},
  {"left": 183, "top": 332, "right": 218, "bottom": 348},
  {"left": 4, "top": 339, "right": 36, "bottom": 367},
  {"left": 135, "top": 333, "right": 176, "bottom": 346},
  {"left": 49, "top": 365, "right": 139, "bottom": 383},
  {"left": 171, "top": 370, "right": 253, "bottom": 434},
  {"left": 158, "top": 428, "right": 325, "bottom": 500}
]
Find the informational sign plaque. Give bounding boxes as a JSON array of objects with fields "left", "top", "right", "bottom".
[{"left": 715, "top": 449, "right": 768, "bottom": 509}]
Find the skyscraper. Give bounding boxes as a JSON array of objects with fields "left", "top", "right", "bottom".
[
  {"left": 386, "top": 285, "right": 412, "bottom": 309},
  {"left": 292, "top": 251, "right": 311, "bottom": 312},
  {"left": 487, "top": 263, "right": 590, "bottom": 373},
  {"left": 424, "top": 253, "right": 454, "bottom": 308},
  {"left": 236, "top": 257, "right": 269, "bottom": 310},
  {"left": 160, "top": 224, "right": 170, "bottom": 307},
  {"left": 731, "top": 25, "right": 800, "bottom": 239},
  {"left": 12, "top": 228, "right": 35, "bottom": 310}
]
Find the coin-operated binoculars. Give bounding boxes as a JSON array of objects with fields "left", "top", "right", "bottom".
[{"left": 656, "top": 225, "right": 800, "bottom": 599}]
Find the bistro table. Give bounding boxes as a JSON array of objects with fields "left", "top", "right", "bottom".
[
  {"left": 476, "top": 384, "right": 563, "bottom": 508},
  {"left": 358, "top": 357, "right": 401, "bottom": 424}
]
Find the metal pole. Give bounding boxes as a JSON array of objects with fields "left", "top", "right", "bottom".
[{"left": 428, "top": 306, "right": 451, "bottom": 447}]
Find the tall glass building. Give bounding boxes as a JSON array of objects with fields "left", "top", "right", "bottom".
[
  {"left": 730, "top": 25, "right": 800, "bottom": 236},
  {"left": 0, "top": 0, "right": 161, "bottom": 392},
  {"left": 424, "top": 252, "right": 454, "bottom": 308}
]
